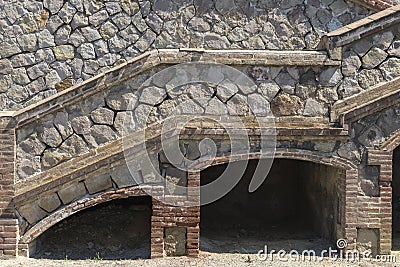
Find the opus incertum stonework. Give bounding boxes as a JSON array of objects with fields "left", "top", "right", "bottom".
[{"left": 2, "top": 0, "right": 400, "bottom": 260}]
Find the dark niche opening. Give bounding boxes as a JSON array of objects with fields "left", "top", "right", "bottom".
[
  {"left": 30, "top": 196, "right": 152, "bottom": 260},
  {"left": 200, "top": 159, "right": 340, "bottom": 254}
]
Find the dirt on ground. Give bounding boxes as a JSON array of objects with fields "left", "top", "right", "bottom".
[{"left": 0, "top": 251, "right": 398, "bottom": 267}]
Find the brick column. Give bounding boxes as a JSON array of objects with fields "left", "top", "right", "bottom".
[
  {"left": 344, "top": 168, "right": 358, "bottom": 251},
  {"left": 0, "top": 115, "right": 17, "bottom": 257},
  {"left": 368, "top": 150, "right": 393, "bottom": 254},
  {"left": 151, "top": 187, "right": 165, "bottom": 258},
  {"left": 186, "top": 171, "right": 200, "bottom": 257},
  {"left": 336, "top": 169, "right": 346, "bottom": 240}
]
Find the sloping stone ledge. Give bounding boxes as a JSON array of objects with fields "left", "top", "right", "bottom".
[
  {"left": 380, "top": 129, "right": 400, "bottom": 150},
  {"left": 331, "top": 75, "right": 400, "bottom": 123},
  {"left": 349, "top": 0, "right": 395, "bottom": 11},
  {"left": 319, "top": 4, "right": 400, "bottom": 52}
]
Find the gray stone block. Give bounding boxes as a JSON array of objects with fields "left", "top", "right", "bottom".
[
  {"left": 84, "top": 173, "right": 112, "bottom": 194},
  {"left": 58, "top": 182, "right": 87, "bottom": 204},
  {"left": 110, "top": 165, "right": 139, "bottom": 188},
  {"left": 18, "top": 202, "right": 47, "bottom": 224},
  {"left": 164, "top": 227, "right": 187, "bottom": 256},
  {"left": 38, "top": 193, "right": 61, "bottom": 213}
]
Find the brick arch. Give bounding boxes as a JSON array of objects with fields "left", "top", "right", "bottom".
[
  {"left": 189, "top": 148, "right": 359, "bottom": 250},
  {"left": 190, "top": 148, "right": 357, "bottom": 170},
  {"left": 18, "top": 185, "right": 163, "bottom": 256}
]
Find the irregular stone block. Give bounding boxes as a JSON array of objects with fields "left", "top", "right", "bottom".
[
  {"left": 18, "top": 202, "right": 47, "bottom": 225},
  {"left": 71, "top": 116, "right": 92, "bottom": 135},
  {"left": 55, "top": 25, "right": 72, "bottom": 45},
  {"left": 108, "top": 35, "right": 128, "bottom": 53},
  {"left": 114, "top": 111, "right": 136, "bottom": 136},
  {"left": 379, "top": 58, "right": 400, "bottom": 81},
  {"left": 11, "top": 68, "right": 30, "bottom": 85},
  {"left": 38, "top": 193, "right": 61, "bottom": 213},
  {"left": 362, "top": 47, "right": 387, "bottom": 69},
  {"left": 248, "top": 93, "right": 270, "bottom": 116},
  {"left": 319, "top": 68, "right": 342, "bottom": 87},
  {"left": 0, "top": 59, "right": 13, "bottom": 75},
  {"left": 60, "top": 134, "right": 89, "bottom": 155},
  {"left": 11, "top": 53, "right": 35, "bottom": 67},
  {"left": 110, "top": 164, "right": 139, "bottom": 188},
  {"left": 58, "top": 182, "right": 87, "bottom": 204},
  {"left": 164, "top": 227, "right": 187, "bottom": 256},
  {"left": 139, "top": 86, "right": 167, "bottom": 106},
  {"left": 90, "top": 107, "right": 114, "bottom": 125},
  {"left": 53, "top": 45, "right": 75, "bottom": 60},
  {"left": 373, "top": 31, "right": 394, "bottom": 50},
  {"left": 271, "top": 93, "right": 303, "bottom": 116},
  {"left": 258, "top": 81, "right": 280, "bottom": 101},
  {"left": 85, "top": 173, "right": 112, "bottom": 194},
  {"left": 216, "top": 80, "right": 239, "bottom": 102},
  {"left": 135, "top": 30, "right": 157, "bottom": 52},
  {"left": 358, "top": 69, "right": 383, "bottom": 90},
  {"left": 80, "top": 26, "right": 102, "bottom": 42},
  {"left": 19, "top": 135, "right": 46, "bottom": 156},
  {"left": 42, "top": 148, "right": 70, "bottom": 168},
  {"left": 99, "top": 21, "right": 118, "bottom": 40},
  {"left": 205, "top": 98, "right": 228, "bottom": 115},
  {"left": 165, "top": 167, "right": 187, "bottom": 195},
  {"left": 54, "top": 112, "right": 73, "bottom": 139},
  {"left": 77, "top": 43, "right": 95, "bottom": 59},
  {"left": 84, "top": 124, "right": 116, "bottom": 147},
  {"left": 106, "top": 92, "right": 137, "bottom": 111},
  {"left": 303, "top": 99, "right": 327, "bottom": 117},
  {"left": 43, "top": 0, "right": 64, "bottom": 14},
  {"left": 357, "top": 228, "right": 379, "bottom": 257},
  {"left": 338, "top": 77, "right": 362, "bottom": 98},
  {"left": 17, "top": 156, "right": 41, "bottom": 179},
  {"left": 0, "top": 39, "right": 21, "bottom": 58},
  {"left": 39, "top": 126, "right": 63, "bottom": 148},
  {"left": 38, "top": 29, "right": 56, "bottom": 48},
  {"left": 58, "top": 3, "right": 77, "bottom": 24},
  {"left": 342, "top": 51, "right": 361, "bottom": 76},
  {"left": 71, "top": 12, "right": 89, "bottom": 29},
  {"left": 227, "top": 94, "right": 250, "bottom": 116},
  {"left": 89, "top": 10, "right": 109, "bottom": 27}
]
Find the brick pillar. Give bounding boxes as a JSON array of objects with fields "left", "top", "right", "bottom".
[
  {"left": 344, "top": 168, "right": 358, "bottom": 251},
  {"left": 337, "top": 169, "right": 346, "bottom": 240},
  {"left": 151, "top": 187, "right": 165, "bottom": 258},
  {"left": 368, "top": 150, "right": 393, "bottom": 254},
  {"left": 186, "top": 171, "right": 200, "bottom": 257},
  {"left": 0, "top": 219, "right": 18, "bottom": 257},
  {"left": 0, "top": 115, "right": 17, "bottom": 257}
]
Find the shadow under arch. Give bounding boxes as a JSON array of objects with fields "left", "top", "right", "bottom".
[
  {"left": 19, "top": 186, "right": 155, "bottom": 258},
  {"left": 189, "top": 149, "right": 358, "bottom": 254}
]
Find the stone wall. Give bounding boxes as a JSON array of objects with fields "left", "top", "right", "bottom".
[
  {"left": 350, "top": 102, "right": 400, "bottom": 197},
  {"left": 0, "top": 0, "right": 370, "bottom": 110},
  {"left": 15, "top": 62, "right": 347, "bottom": 181},
  {"left": 340, "top": 26, "right": 400, "bottom": 99}
]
